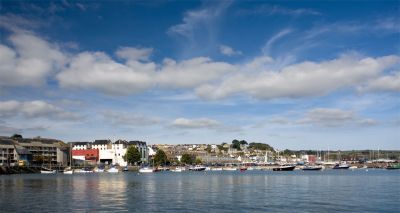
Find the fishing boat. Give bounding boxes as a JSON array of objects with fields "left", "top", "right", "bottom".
[
  {"left": 386, "top": 163, "right": 400, "bottom": 170},
  {"left": 239, "top": 167, "right": 247, "bottom": 172},
  {"left": 211, "top": 167, "right": 223, "bottom": 171},
  {"left": 272, "top": 165, "right": 296, "bottom": 171},
  {"left": 333, "top": 163, "right": 350, "bottom": 169},
  {"left": 123, "top": 166, "right": 129, "bottom": 172},
  {"left": 189, "top": 165, "right": 206, "bottom": 171},
  {"left": 302, "top": 165, "right": 322, "bottom": 171}
]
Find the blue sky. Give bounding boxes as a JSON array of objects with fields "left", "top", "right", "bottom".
[{"left": 0, "top": 0, "right": 399, "bottom": 149}]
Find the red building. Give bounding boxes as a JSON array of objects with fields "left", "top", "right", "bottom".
[{"left": 72, "top": 149, "right": 99, "bottom": 164}]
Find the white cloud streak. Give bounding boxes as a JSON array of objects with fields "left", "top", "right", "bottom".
[
  {"left": 0, "top": 32, "right": 66, "bottom": 87},
  {"left": 0, "top": 100, "right": 81, "bottom": 120},
  {"left": 219, "top": 45, "right": 242, "bottom": 56},
  {"left": 196, "top": 54, "right": 400, "bottom": 100},
  {"left": 172, "top": 118, "right": 220, "bottom": 129}
]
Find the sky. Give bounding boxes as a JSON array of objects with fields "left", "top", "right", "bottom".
[{"left": 0, "top": 0, "right": 399, "bottom": 150}]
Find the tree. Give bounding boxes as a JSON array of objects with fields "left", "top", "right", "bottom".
[
  {"left": 124, "top": 146, "right": 141, "bottom": 165},
  {"left": 11, "top": 134, "right": 22, "bottom": 139},
  {"left": 180, "top": 153, "right": 194, "bottom": 165},
  {"left": 205, "top": 145, "right": 212, "bottom": 153},
  {"left": 195, "top": 157, "right": 202, "bottom": 165},
  {"left": 248, "top": 142, "right": 274, "bottom": 152},
  {"left": 231, "top": 139, "right": 241, "bottom": 150},
  {"left": 239, "top": 140, "right": 248, "bottom": 145},
  {"left": 154, "top": 149, "right": 168, "bottom": 166}
]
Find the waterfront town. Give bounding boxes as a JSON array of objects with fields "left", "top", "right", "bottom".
[{"left": 1, "top": 135, "right": 399, "bottom": 174}]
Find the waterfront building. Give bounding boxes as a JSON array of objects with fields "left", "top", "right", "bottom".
[
  {"left": 128, "top": 141, "right": 148, "bottom": 163},
  {"left": 0, "top": 138, "right": 17, "bottom": 166},
  {"left": 0, "top": 137, "right": 69, "bottom": 166},
  {"left": 16, "top": 137, "right": 69, "bottom": 166},
  {"left": 71, "top": 142, "right": 91, "bottom": 150},
  {"left": 72, "top": 149, "right": 99, "bottom": 165}
]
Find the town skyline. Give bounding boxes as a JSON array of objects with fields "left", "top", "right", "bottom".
[{"left": 0, "top": 1, "right": 399, "bottom": 150}]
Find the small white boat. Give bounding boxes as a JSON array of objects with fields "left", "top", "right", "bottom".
[
  {"left": 223, "top": 167, "right": 237, "bottom": 171},
  {"left": 40, "top": 170, "right": 56, "bottom": 174},
  {"left": 139, "top": 167, "right": 154, "bottom": 173},
  {"left": 171, "top": 167, "right": 183, "bottom": 172},
  {"left": 74, "top": 169, "right": 93, "bottom": 173},
  {"left": 93, "top": 168, "right": 104, "bottom": 173},
  {"left": 189, "top": 165, "right": 206, "bottom": 171},
  {"left": 349, "top": 166, "right": 358, "bottom": 170},
  {"left": 63, "top": 170, "right": 73, "bottom": 174},
  {"left": 211, "top": 167, "right": 223, "bottom": 171},
  {"left": 107, "top": 167, "right": 119, "bottom": 173}
]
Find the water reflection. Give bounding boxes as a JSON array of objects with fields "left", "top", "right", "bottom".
[{"left": 0, "top": 170, "right": 399, "bottom": 212}]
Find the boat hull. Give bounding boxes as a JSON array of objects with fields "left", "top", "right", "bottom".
[
  {"left": 272, "top": 166, "right": 296, "bottom": 171},
  {"left": 302, "top": 167, "right": 322, "bottom": 171}
]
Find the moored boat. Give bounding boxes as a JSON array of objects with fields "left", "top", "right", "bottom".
[
  {"left": 189, "top": 165, "right": 206, "bottom": 171},
  {"left": 272, "top": 165, "right": 296, "bottom": 171},
  {"left": 239, "top": 167, "right": 247, "bottom": 172},
  {"left": 333, "top": 163, "right": 350, "bottom": 169},
  {"left": 222, "top": 167, "right": 237, "bottom": 171},
  {"left": 386, "top": 163, "right": 400, "bottom": 170},
  {"left": 63, "top": 170, "right": 73, "bottom": 174},
  {"left": 302, "top": 165, "right": 322, "bottom": 171},
  {"left": 210, "top": 167, "right": 223, "bottom": 171},
  {"left": 41, "top": 167, "right": 56, "bottom": 174},
  {"left": 139, "top": 167, "right": 155, "bottom": 173},
  {"left": 171, "top": 167, "right": 183, "bottom": 172},
  {"left": 106, "top": 167, "right": 119, "bottom": 173}
]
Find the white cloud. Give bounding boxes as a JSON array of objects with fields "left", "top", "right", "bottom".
[
  {"left": 237, "top": 4, "right": 320, "bottom": 16},
  {"left": 102, "top": 110, "right": 162, "bottom": 126},
  {"left": 0, "top": 32, "right": 66, "bottom": 87},
  {"left": 219, "top": 45, "right": 242, "bottom": 56},
  {"left": 358, "top": 72, "right": 400, "bottom": 92},
  {"left": 167, "top": 2, "right": 231, "bottom": 38},
  {"left": 57, "top": 51, "right": 156, "bottom": 95},
  {"left": 295, "top": 108, "right": 376, "bottom": 127},
  {"left": 115, "top": 47, "right": 153, "bottom": 61},
  {"left": 0, "top": 100, "right": 81, "bottom": 120},
  {"left": 297, "top": 108, "right": 356, "bottom": 127},
  {"left": 196, "top": 54, "right": 400, "bottom": 100},
  {"left": 262, "top": 28, "right": 293, "bottom": 55},
  {"left": 157, "top": 57, "right": 236, "bottom": 88},
  {"left": 172, "top": 118, "right": 220, "bottom": 129}
]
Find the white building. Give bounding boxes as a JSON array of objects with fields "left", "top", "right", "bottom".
[{"left": 71, "top": 142, "right": 91, "bottom": 150}]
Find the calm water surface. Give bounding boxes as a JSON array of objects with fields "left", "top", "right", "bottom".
[{"left": 0, "top": 170, "right": 399, "bottom": 212}]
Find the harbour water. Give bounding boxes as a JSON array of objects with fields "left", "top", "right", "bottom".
[{"left": 1, "top": 170, "right": 399, "bottom": 212}]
